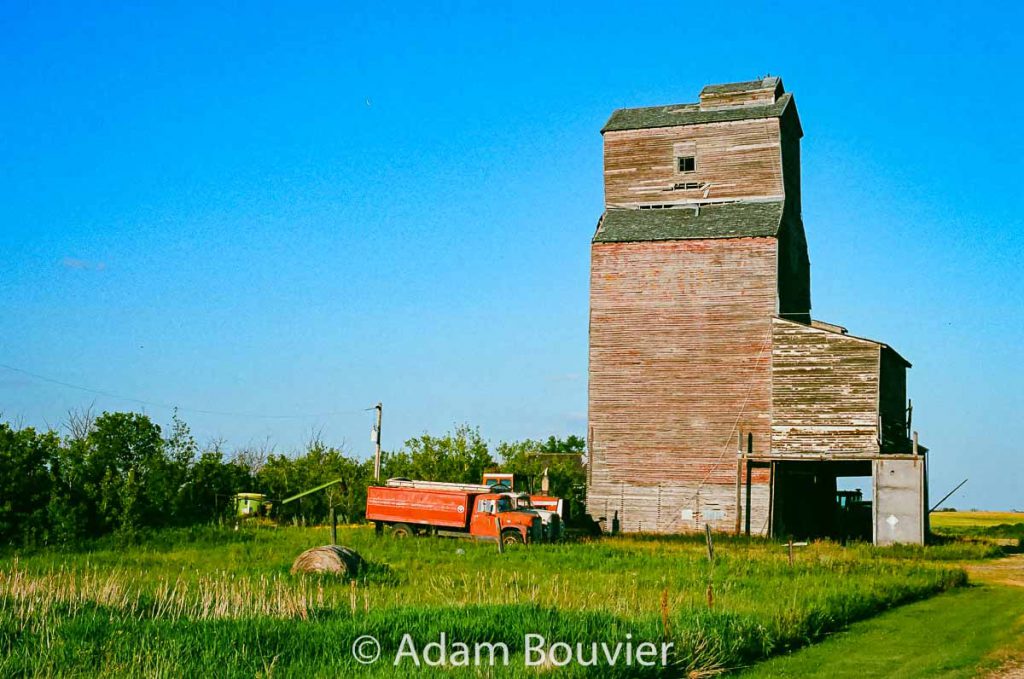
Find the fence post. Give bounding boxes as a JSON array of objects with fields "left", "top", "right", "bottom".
[
  {"left": 704, "top": 523, "right": 715, "bottom": 562},
  {"left": 745, "top": 433, "right": 753, "bottom": 537},
  {"left": 495, "top": 516, "right": 504, "bottom": 554},
  {"left": 330, "top": 506, "right": 338, "bottom": 545}
]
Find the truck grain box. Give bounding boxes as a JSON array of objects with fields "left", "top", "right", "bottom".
[{"left": 366, "top": 483, "right": 542, "bottom": 545}]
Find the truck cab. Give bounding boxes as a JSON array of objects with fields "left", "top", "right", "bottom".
[
  {"left": 468, "top": 493, "right": 542, "bottom": 544},
  {"left": 495, "top": 492, "right": 563, "bottom": 541},
  {"left": 483, "top": 472, "right": 567, "bottom": 525}
]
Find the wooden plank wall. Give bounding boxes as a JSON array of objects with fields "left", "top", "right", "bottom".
[
  {"left": 771, "top": 318, "right": 882, "bottom": 455},
  {"left": 878, "top": 349, "right": 911, "bottom": 453},
  {"left": 603, "top": 119, "right": 785, "bottom": 207},
  {"left": 699, "top": 87, "right": 777, "bottom": 110},
  {"left": 587, "top": 476, "right": 771, "bottom": 535},
  {"left": 588, "top": 238, "right": 777, "bottom": 534}
]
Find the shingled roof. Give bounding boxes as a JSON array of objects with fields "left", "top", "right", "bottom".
[
  {"left": 602, "top": 93, "right": 793, "bottom": 133},
  {"left": 700, "top": 76, "right": 781, "bottom": 95},
  {"left": 593, "top": 201, "right": 784, "bottom": 243}
]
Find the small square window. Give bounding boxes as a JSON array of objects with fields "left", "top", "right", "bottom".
[{"left": 677, "top": 156, "right": 696, "bottom": 173}]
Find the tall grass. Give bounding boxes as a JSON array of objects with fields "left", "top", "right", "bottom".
[{"left": 0, "top": 526, "right": 973, "bottom": 677}]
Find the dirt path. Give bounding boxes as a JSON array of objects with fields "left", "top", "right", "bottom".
[
  {"left": 966, "top": 553, "right": 1024, "bottom": 588},
  {"left": 986, "top": 663, "right": 1024, "bottom": 679}
]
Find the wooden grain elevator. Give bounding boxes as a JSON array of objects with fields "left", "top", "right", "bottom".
[{"left": 587, "top": 77, "right": 928, "bottom": 545}]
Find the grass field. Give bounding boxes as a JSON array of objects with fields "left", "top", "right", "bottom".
[
  {"left": 930, "top": 511, "right": 1024, "bottom": 529},
  {"left": 931, "top": 511, "right": 1024, "bottom": 542},
  {"left": 0, "top": 525, "right": 987, "bottom": 677},
  {"left": 932, "top": 511, "right": 1024, "bottom": 536}
]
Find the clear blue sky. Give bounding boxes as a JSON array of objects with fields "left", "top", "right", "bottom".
[{"left": 1, "top": 2, "right": 1021, "bottom": 510}]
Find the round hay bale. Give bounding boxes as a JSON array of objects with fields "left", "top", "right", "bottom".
[{"left": 290, "top": 545, "right": 363, "bottom": 576}]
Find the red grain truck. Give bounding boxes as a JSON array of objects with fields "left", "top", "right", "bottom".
[{"left": 366, "top": 481, "right": 543, "bottom": 546}]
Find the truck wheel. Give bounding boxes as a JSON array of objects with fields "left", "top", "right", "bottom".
[
  {"left": 392, "top": 523, "right": 414, "bottom": 539},
  {"left": 501, "top": 530, "right": 524, "bottom": 547}
]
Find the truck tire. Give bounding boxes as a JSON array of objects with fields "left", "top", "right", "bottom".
[
  {"left": 549, "top": 515, "right": 561, "bottom": 542},
  {"left": 392, "top": 523, "right": 414, "bottom": 539},
  {"left": 501, "top": 529, "right": 524, "bottom": 547}
]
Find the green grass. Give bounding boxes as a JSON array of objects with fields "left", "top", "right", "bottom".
[
  {"left": 0, "top": 526, "right": 981, "bottom": 677},
  {"left": 737, "top": 585, "right": 1024, "bottom": 678}
]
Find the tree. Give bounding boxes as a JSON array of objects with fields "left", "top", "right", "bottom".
[
  {"left": 48, "top": 435, "right": 91, "bottom": 544},
  {"left": 497, "top": 435, "right": 587, "bottom": 521},
  {"left": 0, "top": 424, "right": 58, "bottom": 545},
  {"left": 163, "top": 410, "right": 198, "bottom": 525},
  {"left": 258, "top": 438, "right": 372, "bottom": 524},
  {"left": 63, "top": 404, "right": 96, "bottom": 443},
  {"left": 165, "top": 410, "right": 197, "bottom": 469},
  {"left": 174, "top": 449, "right": 251, "bottom": 524},
  {"left": 0, "top": 410, "right": 590, "bottom": 540},
  {"left": 82, "top": 412, "right": 166, "bottom": 534},
  {"left": 383, "top": 425, "right": 495, "bottom": 485}
]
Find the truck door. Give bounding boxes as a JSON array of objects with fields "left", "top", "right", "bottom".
[{"left": 469, "top": 497, "right": 500, "bottom": 538}]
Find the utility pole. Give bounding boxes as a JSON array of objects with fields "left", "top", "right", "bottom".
[{"left": 372, "top": 402, "right": 383, "bottom": 482}]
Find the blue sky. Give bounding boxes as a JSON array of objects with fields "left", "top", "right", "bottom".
[{"left": 1, "top": 1, "right": 1021, "bottom": 509}]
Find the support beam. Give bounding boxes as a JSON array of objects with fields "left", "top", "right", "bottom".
[
  {"left": 744, "top": 433, "right": 753, "bottom": 537},
  {"left": 735, "top": 432, "right": 743, "bottom": 536}
]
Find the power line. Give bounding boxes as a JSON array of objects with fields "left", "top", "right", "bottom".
[{"left": 0, "top": 362, "right": 367, "bottom": 420}]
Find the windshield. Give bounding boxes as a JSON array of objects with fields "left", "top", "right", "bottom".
[
  {"left": 495, "top": 496, "right": 513, "bottom": 513},
  {"left": 515, "top": 495, "right": 533, "bottom": 509}
]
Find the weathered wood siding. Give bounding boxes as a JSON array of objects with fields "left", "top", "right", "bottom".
[
  {"left": 603, "top": 119, "right": 785, "bottom": 207},
  {"left": 771, "top": 318, "right": 882, "bottom": 455},
  {"left": 588, "top": 238, "right": 776, "bottom": 533},
  {"left": 699, "top": 86, "right": 778, "bottom": 110},
  {"left": 878, "top": 349, "right": 910, "bottom": 453}
]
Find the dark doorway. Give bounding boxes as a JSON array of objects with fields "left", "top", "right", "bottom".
[{"left": 772, "top": 460, "right": 873, "bottom": 542}]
